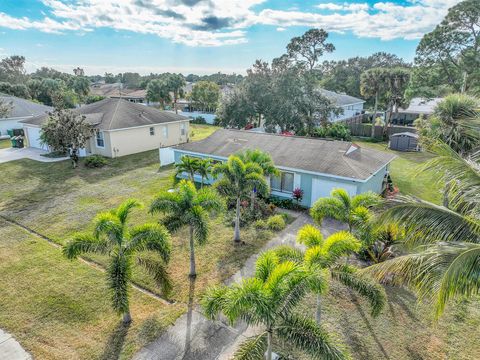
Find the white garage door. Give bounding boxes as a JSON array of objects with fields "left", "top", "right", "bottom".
[
  {"left": 311, "top": 178, "right": 357, "bottom": 206},
  {"left": 25, "top": 126, "right": 48, "bottom": 150}
]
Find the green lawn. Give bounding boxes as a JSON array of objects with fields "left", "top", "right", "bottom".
[
  {"left": 190, "top": 123, "right": 219, "bottom": 141},
  {"left": 0, "top": 138, "right": 11, "bottom": 149},
  {"left": 354, "top": 139, "right": 442, "bottom": 204}
]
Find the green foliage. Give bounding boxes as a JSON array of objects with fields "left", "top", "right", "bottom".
[
  {"left": 85, "top": 94, "right": 105, "bottom": 104},
  {"left": 84, "top": 154, "right": 108, "bottom": 168},
  {"left": 190, "top": 81, "right": 220, "bottom": 112},
  {"left": 146, "top": 78, "right": 171, "bottom": 108},
  {"left": 266, "top": 214, "right": 286, "bottom": 231},
  {"left": 254, "top": 219, "right": 267, "bottom": 230},
  {"left": 312, "top": 123, "right": 351, "bottom": 141}
]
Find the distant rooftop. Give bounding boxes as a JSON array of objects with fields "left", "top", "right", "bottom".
[
  {"left": 0, "top": 94, "right": 52, "bottom": 119},
  {"left": 174, "top": 129, "right": 395, "bottom": 180},
  {"left": 398, "top": 97, "right": 442, "bottom": 115},
  {"left": 319, "top": 89, "right": 365, "bottom": 107}
]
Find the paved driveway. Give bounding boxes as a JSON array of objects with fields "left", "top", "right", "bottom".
[
  {"left": 133, "top": 212, "right": 345, "bottom": 360},
  {"left": 0, "top": 147, "right": 68, "bottom": 164}
]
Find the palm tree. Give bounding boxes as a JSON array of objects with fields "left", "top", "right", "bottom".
[
  {"left": 237, "top": 149, "right": 279, "bottom": 210},
  {"left": 166, "top": 73, "right": 186, "bottom": 114},
  {"left": 63, "top": 199, "right": 172, "bottom": 324},
  {"left": 310, "top": 188, "right": 381, "bottom": 232},
  {"left": 360, "top": 68, "right": 385, "bottom": 137},
  {"left": 201, "top": 250, "right": 347, "bottom": 360},
  {"left": 365, "top": 144, "right": 480, "bottom": 317},
  {"left": 212, "top": 155, "right": 268, "bottom": 243},
  {"left": 150, "top": 180, "right": 223, "bottom": 278},
  {"left": 276, "top": 224, "right": 386, "bottom": 324},
  {"left": 196, "top": 158, "right": 212, "bottom": 188},
  {"left": 175, "top": 156, "right": 199, "bottom": 182}
]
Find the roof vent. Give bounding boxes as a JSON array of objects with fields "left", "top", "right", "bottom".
[{"left": 345, "top": 144, "right": 359, "bottom": 156}]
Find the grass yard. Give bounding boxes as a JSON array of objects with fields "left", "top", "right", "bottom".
[
  {"left": 354, "top": 139, "right": 442, "bottom": 204},
  {"left": 0, "top": 138, "right": 11, "bottom": 149},
  {"left": 189, "top": 124, "right": 219, "bottom": 141}
]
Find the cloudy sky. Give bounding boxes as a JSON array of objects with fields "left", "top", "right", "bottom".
[{"left": 0, "top": 0, "right": 461, "bottom": 75}]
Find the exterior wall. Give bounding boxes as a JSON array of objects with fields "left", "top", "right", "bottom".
[
  {"left": 357, "top": 165, "right": 388, "bottom": 194},
  {"left": 330, "top": 103, "right": 364, "bottom": 122},
  {"left": 106, "top": 120, "right": 190, "bottom": 158},
  {"left": 1, "top": 117, "right": 29, "bottom": 136},
  {"left": 88, "top": 131, "right": 113, "bottom": 157}
]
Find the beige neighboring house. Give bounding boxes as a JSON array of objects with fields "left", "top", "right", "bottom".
[{"left": 21, "top": 98, "right": 190, "bottom": 158}]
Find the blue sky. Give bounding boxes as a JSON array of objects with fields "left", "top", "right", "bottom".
[{"left": 0, "top": 0, "right": 460, "bottom": 75}]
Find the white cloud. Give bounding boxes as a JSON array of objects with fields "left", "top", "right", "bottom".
[{"left": 0, "top": 0, "right": 463, "bottom": 46}]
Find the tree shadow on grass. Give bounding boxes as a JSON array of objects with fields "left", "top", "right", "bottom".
[
  {"left": 100, "top": 320, "right": 131, "bottom": 360},
  {"left": 386, "top": 286, "right": 419, "bottom": 322},
  {"left": 182, "top": 277, "right": 196, "bottom": 360}
]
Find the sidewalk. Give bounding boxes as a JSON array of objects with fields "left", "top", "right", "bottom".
[
  {"left": 133, "top": 212, "right": 344, "bottom": 360},
  {"left": 0, "top": 329, "right": 31, "bottom": 360}
]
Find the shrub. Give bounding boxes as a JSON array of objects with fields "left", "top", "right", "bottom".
[
  {"left": 292, "top": 187, "right": 304, "bottom": 204},
  {"left": 254, "top": 219, "right": 267, "bottom": 230},
  {"left": 267, "top": 215, "right": 286, "bottom": 231},
  {"left": 312, "top": 123, "right": 351, "bottom": 141},
  {"left": 191, "top": 116, "right": 207, "bottom": 124},
  {"left": 268, "top": 196, "right": 295, "bottom": 210},
  {"left": 84, "top": 154, "right": 108, "bottom": 168}
]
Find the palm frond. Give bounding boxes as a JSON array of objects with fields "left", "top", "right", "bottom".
[
  {"left": 276, "top": 315, "right": 347, "bottom": 360},
  {"left": 232, "top": 332, "right": 268, "bottom": 360},
  {"left": 332, "top": 265, "right": 386, "bottom": 317},
  {"left": 297, "top": 224, "right": 323, "bottom": 248},
  {"left": 190, "top": 205, "right": 210, "bottom": 245},
  {"left": 380, "top": 197, "right": 480, "bottom": 245},
  {"left": 149, "top": 191, "right": 181, "bottom": 215},
  {"left": 310, "top": 197, "right": 346, "bottom": 224},
  {"left": 107, "top": 254, "right": 131, "bottom": 314},
  {"left": 201, "top": 285, "right": 229, "bottom": 320},
  {"left": 161, "top": 214, "right": 186, "bottom": 233},
  {"left": 273, "top": 245, "right": 304, "bottom": 264},
  {"left": 63, "top": 233, "right": 109, "bottom": 259},
  {"left": 136, "top": 251, "right": 172, "bottom": 296},
  {"left": 322, "top": 231, "right": 361, "bottom": 262},
  {"left": 255, "top": 251, "right": 279, "bottom": 282},
  {"left": 331, "top": 188, "right": 352, "bottom": 209},
  {"left": 351, "top": 191, "right": 381, "bottom": 209},
  {"left": 115, "top": 199, "right": 142, "bottom": 225},
  {"left": 127, "top": 223, "right": 171, "bottom": 263},
  {"left": 93, "top": 212, "right": 124, "bottom": 242},
  {"left": 195, "top": 187, "right": 224, "bottom": 213},
  {"left": 264, "top": 261, "right": 298, "bottom": 292}
]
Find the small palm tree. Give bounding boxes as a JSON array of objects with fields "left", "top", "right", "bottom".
[
  {"left": 212, "top": 155, "right": 268, "bottom": 243},
  {"left": 201, "top": 251, "right": 347, "bottom": 360},
  {"left": 63, "top": 199, "right": 172, "bottom": 324},
  {"left": 310, "top": 188, "right": 381, "bottom": 232},
  {"left": 196, "top": 158, "right": 212, "bottom": 188},
  {"left": 175, "top": 156, "right": 200, "bottom": 181},
  {"left": 237, "top": 149, "right": 279, "bottom": 210},
  {"left": 276, "top": 224, "right": 386, "bottom": 324},
  {"left": 150, "top": 180, "right": 223, "bottom": 278}
]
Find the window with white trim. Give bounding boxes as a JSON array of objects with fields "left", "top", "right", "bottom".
[
  {"left": 96, "top": 131, "right": 105, "bottom": 148},
  {"left": 149, "top": 127, "right": 155, "bottom": 136},
  {"left": 270, "top": 171, "right": 294, "bottom": 193}
]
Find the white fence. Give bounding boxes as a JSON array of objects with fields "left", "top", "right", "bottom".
[{"left": 159, "top": 147, "right": 175, "bottom": 167}]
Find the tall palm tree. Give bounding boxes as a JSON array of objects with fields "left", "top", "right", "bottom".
[
  {"left": 365, "top": 143, "right": 480, "bottom": 317},
  {"left": 237, "top": 149, "right": 279, "bottom": 210},
  {"left": 276, "top": 225, "right": 386, "bottom": 324},
  {"left": 212, "top": 155, "right": 268, "bottom": 243},
  {"left": 361, "top": 68, "right": 385, "bottom": 137},
  {"left": 63, "top": 199, "right": 172, "bottom": 324},
  {"left": 310, "top": 188, "right": 381, "bottom": 232},
  {"left": 201, "top": 250, "right": 347, "bottom": 360},
  {"left": 166, "top": 73, "right": 186, "bottom": 114},
  {"left": 150, "top": 180, "right": 223, "bottom": 277},
  {"left": 175, "top": 156, "right": 200, "bottom": 182},
  {"left": 196, "top": 158, "right": 212, "bottom": 188}
]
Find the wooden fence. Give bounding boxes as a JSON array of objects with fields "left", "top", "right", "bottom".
[{"left": 346, "top": 123, "right": 417, "bottom": 139}]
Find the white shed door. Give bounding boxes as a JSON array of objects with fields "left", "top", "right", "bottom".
[
  {"left": 26, "top": 127, "right": 47, "bottom": 150},
  {"left": 311, "top": 178, "right": 357, "bottom": 206}
]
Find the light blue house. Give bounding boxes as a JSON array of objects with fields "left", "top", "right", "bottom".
[{"left": 161, "top": 129, "right": 395, "bottom": 207}]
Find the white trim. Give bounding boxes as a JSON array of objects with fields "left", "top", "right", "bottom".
[
  {"left": 174, "top": 149, "right": 395, "bottom": 184},
  {"left": 106, "top": 119, "right": 189, "bottom": 132},
  {"left": 95, "top": 130, "right": 105, "bottom": 149}
]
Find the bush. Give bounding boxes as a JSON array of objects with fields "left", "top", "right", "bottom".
[
  {"left": 268, "top": 196, "right": 295, "bottom": 210},
  {"left": 312, "top": 123, "right": 351, "bottom": 141},
  {"left": 84, "top": 154, "right": 108, "bottom": 168},
  {"left": 254, "top": 219, "right": 267, "bottom": 230},
  {"left": 267, "top": 215, "right": 286, "bottom": 231},
  {"left": 190, "top": 116, "right": 207, "bottom": 124}
]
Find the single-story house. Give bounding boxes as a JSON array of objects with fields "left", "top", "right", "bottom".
[
  {"left": 391, "top": 97, "right": 442, "bottom": 126},
  {"left": 319, "top": 89, "right": 365, "bottom": 122},
  {"left": 0, "top": 94, "right": 52, "bottom": 137},
  {"left": 161, "top": 129, "right": 395, "bottom": 207},
  {"left": 21, "top": 98, "right": 190, "bottom": 158}
]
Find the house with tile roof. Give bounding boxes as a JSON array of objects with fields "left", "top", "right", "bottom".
[
  {"left": 161, "top": 129, "right": 395, "bottom": 207},
  {"left": 21, "top": 98, "right": 190, "bottom": 158}
]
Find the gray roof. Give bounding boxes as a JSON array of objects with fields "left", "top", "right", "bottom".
[
  {"left": 398, "top": 97, "right": 442, "bottom": 114},
  {"left": 319, "top": 89, "right": 365, "bottom": 107},
  {"left": 0, "top": 94, "right": 52, "bottom": 119},
  {"left": 174, "top": 129, "right": 395, "bottom": 180},
  {"left": 390, "top": 132, "right": 419, "bottom": 138},
  {"left": 21, "top": 98, "right": 189, "bottom": 130}
]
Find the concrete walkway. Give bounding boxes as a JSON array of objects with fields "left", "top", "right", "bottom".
[
  {"left": 0, "top": 147, "right": 68, "bottom": 164},
  {"left": 134, "top": 212, "right": 344, "bottom": 360},
  {"left": 0, "top": 329, "right": 31, "bottom": 360}
]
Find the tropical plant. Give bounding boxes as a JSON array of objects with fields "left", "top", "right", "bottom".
[
  {"left": 310, "top": 188, "right": 381, "bottom": 232},
  {"left": 360, "top": 68, "right": 385, "bottom": 137},
  {"left": 212, "top": 155, "right": 268, "bottom": 243},
  {"left": 276, "top": 225, "right": 386, "bottom": 324},
  {"left": 175, "top": 156, "right": 200, "bottom": 182},
  {"left": 292, "top": 187, "right": 304, "bottom": 205},
  {"left": 201, "top": 250, "right": 347, "bottom": 360},
  {"left": 63, "top": 199, "right": 172, "bottom": 323},
  {"left": 196, "top": 158, "right": 212, "bottom": 188},
  {"left": 266, "top": 214, "right": 286, "bottom": 231},
  {"left": 150, "top": 180, "right": 223, "bottom": 277}
]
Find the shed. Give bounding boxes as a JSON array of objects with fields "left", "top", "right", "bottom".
[{"left": 389, "top": 132, "right": 419, "bottom": 152}]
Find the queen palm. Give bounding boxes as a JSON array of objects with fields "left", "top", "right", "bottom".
[
  {"left": 365, "top": 143, "right": 480, "bottom": 317},
  {"left": 212, "top": 155, "right": 268, "bottom": 243},
  {"left": 196, "top": 158, "right": 212, "bottom": 188},
  {"left": 63, "top": 199, "right": 172, "bottom": 324},
  {"left": 175, "top": 156, "right": 200, "bottom": 181},
  {"left": 360, "top": 68, "right": 385, "bottom": 137},
  {"left": 150, "top": 180, "right": 223, "bottom": 277},
  {"left": 201, "top": 250, "right": 347, "bottom": 360},
  {"left": 310, "top": 188, "right": 381, "bottom": 232},
  {"left": 276, "top": 224, "right": 386, "bottom": 324}
]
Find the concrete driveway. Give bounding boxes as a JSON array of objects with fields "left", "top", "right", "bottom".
[
  {"left": 0, "top": 147, "right": 68, "bottom": 164},
  {"left": 0, "top": 329, "right": 31, "bottom": 360}
]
